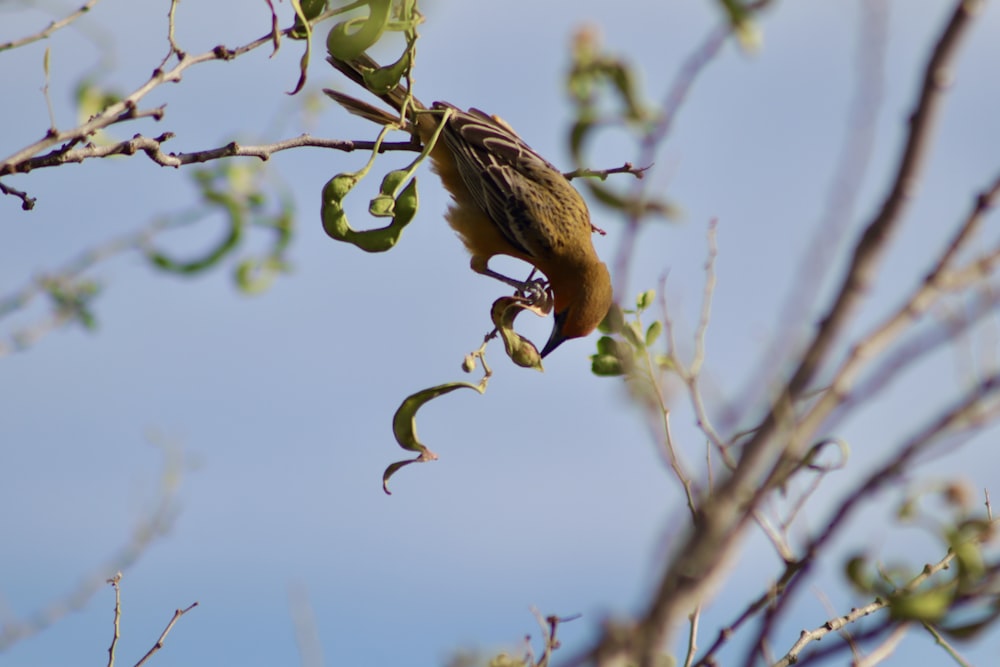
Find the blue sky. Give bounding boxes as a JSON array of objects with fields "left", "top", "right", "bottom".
[{"left": 2, "top": 1, "right": 999, "bottom": 665}]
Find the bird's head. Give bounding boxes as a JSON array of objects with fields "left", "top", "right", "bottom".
[{"left": 540, "top": 260, "right": 613, "bottom": 358}]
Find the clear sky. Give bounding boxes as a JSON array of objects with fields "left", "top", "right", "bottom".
[{"left": 2, "top": 1, "right": 999, "bottom": 666}]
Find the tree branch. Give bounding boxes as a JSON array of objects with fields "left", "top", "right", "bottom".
[
  {"left": 585, "top": 3, "right": 987, "bottom": 665},
  {"left": 0, "top": 0, "right": 101, "bottom": 53},
  {"left": 7, "top": 132, "right": 421, "bottom": 173}
]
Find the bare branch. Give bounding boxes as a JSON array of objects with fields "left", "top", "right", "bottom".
[
  {"left": 7, "top": 132, "right": 421, "bottom": 174},
  {"left": 0, "top": 180, "right": 36, "bottom": 210},
  {"left": 131, "top": 602, "right": 198, "bottom": 667},
  {"left": 106, "top": 573, "right": 122, "bottom": 667},
  {"left": 563, "top": 162, "right": 650, "bottom": 181},
  {"left": 0, "top": 7, "right": 359, "bottom": 180}
]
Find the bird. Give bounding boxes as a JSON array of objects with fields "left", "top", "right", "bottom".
[{"left": 324, "top": 55, "right": 612, "bottom": 358}]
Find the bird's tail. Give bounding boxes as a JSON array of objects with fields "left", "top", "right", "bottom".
[{"left": 324, "top": 54, "right": 434, "bottom": 139}]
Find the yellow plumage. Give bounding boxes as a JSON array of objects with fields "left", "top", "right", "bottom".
[{"left": 324, "top": 56, "right": 612, "bottom": 356}]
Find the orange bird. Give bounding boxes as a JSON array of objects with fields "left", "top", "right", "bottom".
[{"left": 324, "top": 56, "right": 612, "bottom": 357}]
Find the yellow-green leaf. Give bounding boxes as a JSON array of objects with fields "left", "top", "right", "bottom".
[
  {"left": 384, "top": 379, "right": 486, "bottom": 494},
  {"left": 326, "top": 0, "right": 392, "bottom": 61}
]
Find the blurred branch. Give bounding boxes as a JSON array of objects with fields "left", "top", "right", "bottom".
[
  {"left": 583, "top": 2, "right": 987, "bottom": 665},
  {"left": 612, "top": 25, "right": 729, "bottom": 293},
  {"left": 0, "top": 439, "right": 185, "bottom": 650},
  {"left": 0, "top": 0, "right": 101, "bottom": 53},
  {"left": 722, "top": 0, "right": 889, "bottom": 433},
  {"left": 753, "top": 374, "right": 1000, "bottom": 665},
  {"left": 288, "top": 584, "right": 324, "bottom": 667},
  {"left": 812, "top": 169, "right": 1000, "bottom": 435},
  {"left": 0, "top": 217, "right": 175, "bottom": 358}
]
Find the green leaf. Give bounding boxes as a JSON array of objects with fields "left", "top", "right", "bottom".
[
  {"left": 384, "top": 379, "right": 486, "bottom": 494},
  {"left": 322, "top": 173, "right": 418, "bottom": 252},
  {"left": 591, "top": 354, "right": 624, "bottom": 376},
  {"left": 645, "top": 320, "right": 663, "bottom": 347},
  {"left": 952, "top": 539, "right": 985, "bottom": 584},
  {"left": 146, "top": 202, "right": 243, "bottom": 274},
  {"left": 888, "top": 587, "right": 953, "bottom": 623},
  {"left": 326, "top": 0, "right": 392, "bottom": 61},
  {"left": 393, "top": 178, "right": 419, "bottom": 225},
  {"left": 286, "top": 0, "right": 313, "bottom": 94},
  {"left": 379, "top": 168, "right": 409, "bottom": 196},
  {"left": 362, "top": 50, "right": 412, "bottom": 95},
  {"left": 636, "top": 289, "right": 656, "bottom": 311},
  {"left": 598, "top": 303, "right": 625, "bottom": 334},
  {"left": 844, "top": 554, "right": 871, "bottom": 591},
  {"left": 234, "top": 257, "right": 287, "bottom": 295},
  {"left": 368, "top": 193, "right": 395, "bottom": 217},
  {"left": 568, "top": 118, "right": 594, "bottom": 164},
  {"left": 490, "top": 296, "right": 546, "bottom": 371},
  {"left": 291, "top": 0, "right": 328, "bottom": 38},
  {"left": 622, "top": 320, "right": 644, "bottom": 349}
]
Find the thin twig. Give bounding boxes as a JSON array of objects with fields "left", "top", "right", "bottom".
[
  {"left": 682, "top": 607, "right": 700, "bottom": 667},
  {"left": 0, "top": 0, "right": 101, "bottom": 52},
  {"left": 0, "top": 5, "right": 361, "bottom": 178},
  {"left": 0, "top": 443, "right": 183, "bottom": 650},
  {"left": 563, "top": 162, "right": 649, "bottom": 181},
  {"left": 921, "top": 622, "right": 974, "bottom": 667},
  {"left": 0, "top": 180, "right": 35, "bottom": 210},
  {"left": 106, "top": 573, "right": 122, "bottom": 667},
  {"left": 131, "top": 602, "right": 198, "bottom": 667}
]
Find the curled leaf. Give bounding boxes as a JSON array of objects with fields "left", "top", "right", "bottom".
[
  {"left": 888, "top": 587, "right": 953, "bottom": 623},
  {"left": 321, "top": 173, "right": 418, "bottom": 252},
  {"left": 147, "top": 198, "right": 243, "bottom": 274},
  {"left": 362, "top": 50, "right": 412, "bottom": 94},
  {"left": 490, "top": 296, "right": 548, "bottom": 371},
  {"left": 291, "top": 0, "right": 328, "bottom": 38},
  {"left": 326, "top": 0, "right": 392, "bottom": 61},
  {"left": 234, "top": 256, "right": 288, "bottom": 294},
  {"left": 384, "top": 380, "right": 486, "bottom": 494},
  {"left": 393, "top": 178, "right": 419, "bottom": 225},
  {"left": 367, "top": 168, "right": 410, "bottom": 217}
]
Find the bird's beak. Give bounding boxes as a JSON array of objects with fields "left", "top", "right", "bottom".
[{"left": 540, "top": 310, "right": 570, "bottom": 358}]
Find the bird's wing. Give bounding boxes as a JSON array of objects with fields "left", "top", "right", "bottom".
[{"left": 438, "top": 105, "right": 565, "bottom": 258}]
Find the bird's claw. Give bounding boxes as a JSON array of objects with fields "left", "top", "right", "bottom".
[
  {"left": 516, "top": 278, "right": 549, "bottom": 303},
  {"left": 512, "top": 278, "right": 553, "bottom": 314}
]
